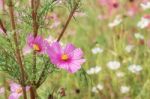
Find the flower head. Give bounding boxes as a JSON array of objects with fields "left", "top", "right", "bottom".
[
  {"left": 47, "top": 42, "right": 86, "bottom": 73},
  {"left": 134, "top": 33, "right": 144, "bottom": 40},
  {"left": 91, "top": 47, "right": 103, "bottom": 54},
  {"left": 116, "top": 71, "right": 125, "bottom": 78},
  {"left": 92, "top": 83, "right": 103, "bottom": 93},
  {"left": 9, "top": 82, "right": 30, "bottom": 99},
  {"left": 120, "top": 86, "right": 130, "bottom": 94},
  {"left": 0, "top": 87, "right": 4, "bottom": 94},
  {"left": 23, "top": 34, "right": 48, "bottom": 55},
  {"left": 137, "top": 17, "right": 150, "bottom": 29},
  {"left": 107, "top": 61, "right": 121, "bottom": 70},
  {"left": 0, "top": 0, "right": 4, "bottom": 10},
  {"left": 108, "top": 15, "right": 122, "bottom": 28},
  {"left": 125, "top": 45, "right": 134, "bottom": 53},
  {"left": 98, "top": 0, "right": 119, "bottom": 16},
  {"left": 86, "top": 66, "right": 102, "bottom": 75},
  {"left": 140, "top": 1, "right": 150, "bottom": 10},
  {"left": 128, "top": 64, "right": 142, "bottom": 74}
]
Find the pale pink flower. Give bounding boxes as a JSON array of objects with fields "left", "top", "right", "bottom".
[
  {"left": 9, "top": 83, "right": 30, "bottom": 99},
  {"left": 0, "top": 0, "right": 4, "bottom": 10},
  {"left": 23, "top": 34, "right": 48, "bottom": 55},
  {"left": 127, "top": 3, "right": 138, "bottom": 17},
  {"left": 98, "top": 0, "right": 119, "bottom": 16},
  {"left": 0, "top": 87, "right": 5, "bottom": 94}
]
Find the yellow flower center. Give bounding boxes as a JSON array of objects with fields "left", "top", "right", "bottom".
[
  {"left": 33, "top": 44, "right": 40, "bottom": 51},
  {"left": 61, "top": 54, "right": 69, "bottom": 61},
  {"left": 16, "top": 88, "right": 23, "bottom": 94}
]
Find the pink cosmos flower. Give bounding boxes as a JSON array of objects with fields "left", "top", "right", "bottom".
[
  {"left": 126, "top": 0, "right": 140, "bottom": 17},
  {"left": 47, "top": 42, "right": 86, "bottom": 73},
  {"left": 0, "top": 87, "right": 5, "bottom": 94},
  {"left": 23, "top": 34, "right": 48, "bottom": 55},
  {"left": 98, "top": 0, "right": 119, "bottom": 16},
  {"left": 127, "top": 3, "right": 138, "bottom": 17},
  {"left": 9, "top": 83, "right": 30, "bottom": 99},
  {"left": 0, "top": 0, "right": 4, "bottom": 10},
  {"left": 143, "top": 14, "right": 150, "bottom": 28}
]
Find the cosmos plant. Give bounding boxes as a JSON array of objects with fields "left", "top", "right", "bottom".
[{"left": 0, "top": 0, "right": 86, "bottom": 98}]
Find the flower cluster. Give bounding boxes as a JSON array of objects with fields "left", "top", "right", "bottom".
[{"left": 25, "top": 34, "right": 86, "bottom": 73}]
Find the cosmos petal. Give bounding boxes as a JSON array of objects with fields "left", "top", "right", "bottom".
[{"left": 64, "top": 44, "right": 75, "bottom": 54}]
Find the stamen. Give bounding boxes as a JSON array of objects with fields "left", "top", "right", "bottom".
[
  {"left": 33, "top": 44, "right": 40, "bottom": 51},
  {"left": 61, "top": 54, "right": 69, "bottom": 61},
  {"left": 16, "top": 88, "right": 23, "bottom": 94}
]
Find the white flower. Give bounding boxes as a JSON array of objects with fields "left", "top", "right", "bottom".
[
  {"left": 120, "top": 86, "right": 130, "bottom": 94},
  {"left": 108, "top": 15, "right": 122, "bottom": 28},
  {"left": 92, "top": 87, "right": 98, "bottom": 93},
  {"left": 125, "top": 45, "right": 134, "bottom": 53},
  {"left": 128, "top": 64, "right": 143, "bottom": 74},
  {"left": 92, "top": 84, "right": 103, "bottom": 93},
  {"left": 86, "top": 66, "right": 102, "bottom": 75},
  {"left": 91, "top": 47, "right": 103, "bottom": 54},
  {"left": 137, "top": 17, "right": 150, "bottom": 29},
  {"left": 116, "top": 71, "right": 125, "bottom": 78},
  {"left": 97, "top": 84, "right": 104, "bottom": 90},
  {"left": 140, "top": 2, "right": 150, "bottom": 10},
  {"left": 107, "top": 61, "right": 121, "bottom": 70},
  {"left": 134, "top": 33, "right": 144, "bottom": 39}
]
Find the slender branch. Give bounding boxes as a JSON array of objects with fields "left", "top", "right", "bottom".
[
  {"left": 36, "top": 60, "right": 49, "bottom": 88},
  {"left": 57, "top": 1, "right": 80, "bottom": 42},
  {"left": 8, "top": 0, "right": 27, "bottom": 99},
  {"left": 30, "top": 0, "right": 40, "bottom": 98},
  {"left": 0, "top": 19, "right": 16, "bottom": 54},
  {"left": 31, "top": 0, "right": 40, "bottom": 85},
  {"left": 30, "top": 86, "right": 38, "bottom": 99},
  {"left": 31, "top": 0, "right": 40, "bottom": 37},
  {"left": 33, "top": 51, "right": 37, "bottom": 85}
]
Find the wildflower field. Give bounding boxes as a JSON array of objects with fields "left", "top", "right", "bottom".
[{"left": 1, "top": 0, "right": 150, "bottom": 99}]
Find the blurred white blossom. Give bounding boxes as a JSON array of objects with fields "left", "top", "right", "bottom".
[
  {"left": 134, "top": 33, "right": 144, "bottom": 39},
  {"left": 86, "top": 66, "right": 101, "bottom": 75},
  {"left": 92, "top": 84, "right": 103, "bottom": 93},
  {"left": 128, "top": 64, "right": 143, "bottom": 74},
  {"left": 108, "top": 15, "right": 122, "bottom": 28},
  {"left": 92, "top": 47, "right": 103, "bottom": 54},
  {"left": 120, "top": 86, "right": 130, "bottom": 94},
  {"left": 137, "top": 17, "right": 150, "bottom": 29},
  {"left": 107, "top": 61, "right": 121, "bottom": 70},
  {"left": 125, "top": 45, "right": 134, "bottom": 53},
  {"left": 116, "top": 71, "right": 125, "bottom": 78},
  {"left": 140, "top": 2, "right": 150, "bottom": 10},
  {"left": 92, "top": 87, "right": 98, "bottom": 93}
]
